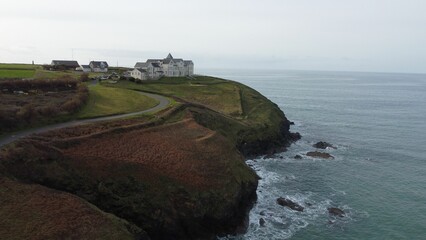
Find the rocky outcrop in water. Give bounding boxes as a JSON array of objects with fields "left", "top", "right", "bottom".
[
  {"left": 306, "top": 151, "right": 334, "bottom": 159},
  {"left": 313, "top": 141, "right": 336, "bottom": 149},
  {"left": 276, "top": 197, "right": 304, "bottom": 212},
  {"left": 328, "top": 207, "right": 345, "bottom": 217}
]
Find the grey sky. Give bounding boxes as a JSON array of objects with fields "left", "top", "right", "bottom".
[{"left": 1, "top": 0, "right": 425, "bottom": 73}]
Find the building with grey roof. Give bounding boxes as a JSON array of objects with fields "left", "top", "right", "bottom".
[
  {"left": 51, "top": 60, "right": 80, "bottom": 70},
  {"left": 133, "top": 53, "right": 194, "bottom": 80}
]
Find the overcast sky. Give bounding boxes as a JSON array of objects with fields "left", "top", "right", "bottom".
[{"left": 1, "top": 0, "right": 425, "bottom": 73}]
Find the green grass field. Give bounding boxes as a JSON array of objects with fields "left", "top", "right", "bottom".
[
  {"left": 104, "top": 76, "right": 286, "bottom": 149},
  {"left": 107, "top": 76, "right": 244, "bottom": 116},
  {"left": 0, "top": 63, "right": 39, "bottom": 69},
  {"left": 0, "top": 63, "right": 39, "bottom": 79},
  {"left": 0, "top": 69, "right": 35, "bottom": 79},
  {"left": 0, "top": 63, "right": 108, "bottom": 80},
  {"left": 77, "top": 84, "right": 159, "bottom": 119}
]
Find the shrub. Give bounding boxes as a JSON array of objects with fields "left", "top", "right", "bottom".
[
  {"left": 60, "top": 84, "right": 89, "bottom": 113},
  {"left": 80, "top": 73, "right": 89, "bottom": 82},
  {"left": 0, "top": 78, "right": 79, "bottom": 92},
  {"left": 16, "top": 104, "right": 39, "bottom": 123}
]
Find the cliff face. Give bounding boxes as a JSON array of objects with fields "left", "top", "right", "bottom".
[{"left": 0, "top": 76, "right": 299, "bottom": 239}]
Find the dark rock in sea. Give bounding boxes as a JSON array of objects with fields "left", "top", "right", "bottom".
[
  {"left": 313, "top": 141, "right": 336, "bottom": 149},
  {"left": 294, "top": 155, "right": 303, "bottom": 160},
  {"left": 328, "top": 207, "right": 345, "bottom": 217},
  {"left": 259, "top": 218, "right": 266, "bottom": 227},
  {"left": 291, "top": 132, "right": 302, "bottom": 141},
  {"left": 279, "top": 156, "right": 284, "bottom": 159},
  {"left": 305, "top": 202, "right": 312, "bottom": 207},
  {"left": 306, "top": 151, "right": 334, "bottom": 159},
  {"left": 276, "top": 197, "right": 304, "bottom": 212},
  {"left": 289, "top": 121, "right": 295, "bottom": 125}
]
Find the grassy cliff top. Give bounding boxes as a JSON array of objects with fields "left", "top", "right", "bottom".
[
  {"left": 105, "top": 76, "right": 292, "bottom": 155},
  {"left": 0, "top": 75, "right": 297, "bottom": 239}
]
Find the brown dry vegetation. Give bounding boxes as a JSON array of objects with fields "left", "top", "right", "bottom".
[
  {"left": 0, "top": 78, "right": 88, "bottom": 132},
  {"left": 63, "top": 117, "right": 243, "bottom": 189},
  {"left": 0, "top": 109, "right": 258, "bottom": 239},
  {"left": 0, "top": 177, "right": 146, "bottom": 240}
]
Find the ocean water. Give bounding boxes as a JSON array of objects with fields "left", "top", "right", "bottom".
[{"left": 200, "top": 69, "right": 426, "bottom": 240}]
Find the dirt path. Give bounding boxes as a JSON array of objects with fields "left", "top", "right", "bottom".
[{"left": 0, "top": 91, "right": 170, "bottom": 148}]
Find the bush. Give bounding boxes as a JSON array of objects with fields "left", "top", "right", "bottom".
[
  {"left": 0, "top": 78, "right": 79, "bottom": 93},
  {"left": 60, "top": 84, "right": 89, "bottom": 113},
  {"left": 16, "top": 104, "right": 39, "bottom": 123},
  {"left": 80, "top": 73, "right": 89, "bottom": 82}
]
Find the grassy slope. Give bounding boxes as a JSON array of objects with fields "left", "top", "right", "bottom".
[
  {"left": 109, "top": 77, "right": 243, "bottom": 116},
  {"left": 106, "top": 76, "right": 289, "bottom": 154},
  {"left": 77, "top": 84, "right": 159, "bottom": 119},
  {"left": 0, "top": 176, "right": 146, "bottom": 240},
  {"left": 0, "top": 83, "right": 160, "bottom": 136}
]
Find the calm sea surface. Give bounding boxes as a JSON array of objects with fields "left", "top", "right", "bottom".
[{"left": 200, "top": 69, "right": 426, "bottom": 240}]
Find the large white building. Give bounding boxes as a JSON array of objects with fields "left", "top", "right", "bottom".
[{"left": 131, "top": 53, "right": 194, "bottom": 80}]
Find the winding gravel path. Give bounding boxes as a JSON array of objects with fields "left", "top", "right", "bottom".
[{"left": 0, "top": 91, "right": 170, "bottom": 148}]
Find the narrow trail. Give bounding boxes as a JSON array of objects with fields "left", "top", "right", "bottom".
[{"left": 0, "top": 91, "right": 170, "bottom": 148}]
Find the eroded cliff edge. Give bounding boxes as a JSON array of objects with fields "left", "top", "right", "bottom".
[{"left": 0, "top": 76, "right": 299, "bottom": 239}]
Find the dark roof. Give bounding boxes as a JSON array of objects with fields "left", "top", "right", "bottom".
[
  {"left": 81, "top": 65, "right": 90, "bottom": 68},
  {"left": 89, "top": 61, "right": 108, "bottom": 68},
  {"left": 184, "top": 60, "right": 193, "bottom": 66},
  {"left": 147, "top": 59, "right": 162, "bottom": 64},
  {"left": 166, "top": 53, "right": 173, "bottom": 59},
  {"left": 51, "top": 60, "right": 79, "bottom": 67},
  {"left": 135, "top": 62, "right": 148, "bottom": 68},
  {"left": 163, "top": 58, "right": 173, "bottom": 64},
  {"left": 134, "top": 68, "right": 147, "bottom": 73},
  {"left": 151, "top": 62, "right": 161, "bottom": 68}
]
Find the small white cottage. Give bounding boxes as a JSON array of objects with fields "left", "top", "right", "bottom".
[{"left": 89, "top": 61, "right": 109, "bottom": 72}]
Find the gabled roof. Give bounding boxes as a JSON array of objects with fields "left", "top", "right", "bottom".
[
  {"left": 151, "top": 62, "right": 161, "bottom": 68},
  {"left": 163, "top": 58, "right": 173, "bottom": 64},
  {"left": 89, "top": 61, "right": 108, "bottom": 68},
  {"left": 166, "top": 53, "right": 173, "bottom": 59},
  {"left": 133, "top": 68, "right": 147, "bottom": 73},
  {"left": 51, "top": 60, "right": 79, "bottom": 67},
  {"left": 147, "top": 59, "right": 162, "bottom": 63},
  {"left": 135, "top": 62, "right": 148, "bottom": 68},
  {"left": 81, "top": 65, "right": 91, "bottom": 68}
]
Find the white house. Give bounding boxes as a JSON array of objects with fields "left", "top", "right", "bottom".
[
  {"left": 133, "top": 53, "right": 194, "bottom": 80},
  {"left": 89, "top": 61, "right": 109, "bottom": 72},
  {"left": 130, "top": 68, "right": 148, "bottom": 80},
  {"left": 80, "top": 65, "right": 91, "bottom": 72}
]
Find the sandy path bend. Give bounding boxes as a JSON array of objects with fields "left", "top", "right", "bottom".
[{"left": 0, "top": 91, "right": 170, "bottom": 147}]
